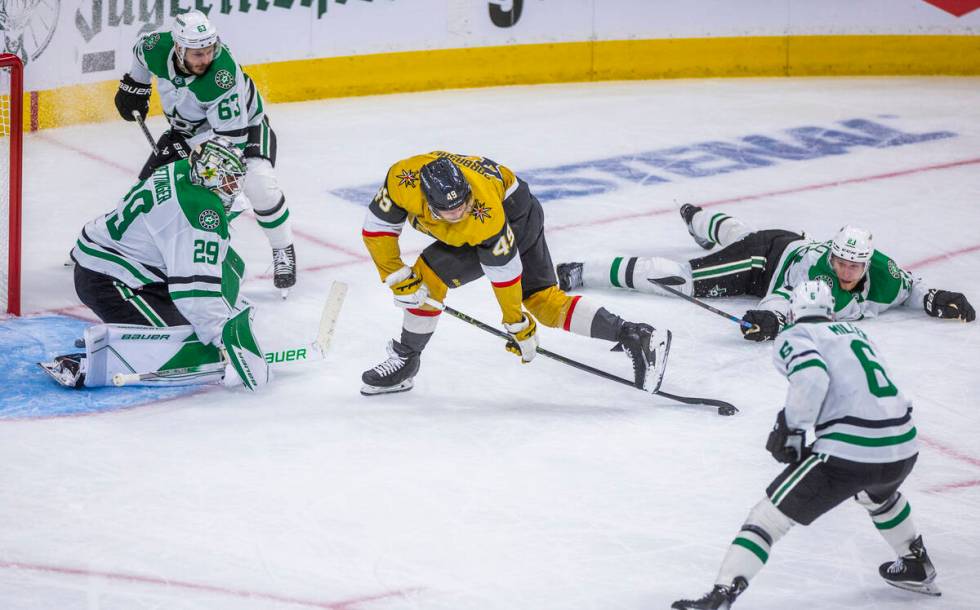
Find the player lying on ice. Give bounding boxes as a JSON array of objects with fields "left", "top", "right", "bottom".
[
  {"left": 557, "top": 204, "right": 974, "bottom": 341},
  {"left": 360, "top": 152, "right": 671, "bottom": 396},
  {"left": 113, "top": 10, "right": 297, "bottom": 295},
  {"left": 40, "top": 137, "right": 270, "bottom": 391},
  {"left": 672, "top": 280, "right": 940, "bottom": 609}
]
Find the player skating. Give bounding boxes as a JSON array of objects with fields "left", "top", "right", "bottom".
[
  {"left": 557, "top": 205, "right": 974, "bottom": 341},
  {"left": 360, "top": 152, "right": 671, "bottom": 395},
  {"left": 40, "top": 138, "right": 269, "bottom": 391},
  {"left": 671, "top": 280, "right": 939, "bottom": 609},
  {"left": 113, "top": 10, "right": 296, "bottom": 295}
]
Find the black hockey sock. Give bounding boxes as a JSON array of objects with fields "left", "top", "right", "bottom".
[
  {"left": 589, "top": 307, "right": 625, "bottom": 342},
  {"left": 400, "top": 329, "right": 431, "bottom": 354}
]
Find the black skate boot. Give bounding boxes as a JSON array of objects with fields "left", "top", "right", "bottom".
[
  {"left": 612, "top": 322, "right": 671, "bottom": 392},
  {"left": 38, "top": 353, "right": 86, "bottom": 389},
  {"left": 671, "top": 577, "right": 748, "bottom": 610},
  {"left": 556, "top": 262, "right": 584, "bottom": 292},
  {"left": 680, "top": 203, "right": 714, "bottom": 250},
  {"left": 878, "top": 535, "right": 941, "bottom": 596},
  {"left": 272, "top": 244, "right": 297, "bottom": 296},
  {"left": 361, "top": 340, "right": 421, "bottom": 396}
]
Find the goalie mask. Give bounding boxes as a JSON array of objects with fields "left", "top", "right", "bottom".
[
  {"left": 189, "top": 137, "right": 246, "bottom": 207},
  {"left": 790, "top": 280, "right": 835, "bottom": 323},
  {"left": 172, "top": 10, "right": 221, "bottom": 73},
  {"left": 420, "top": 157, "right": 472, "bottom": 222}
]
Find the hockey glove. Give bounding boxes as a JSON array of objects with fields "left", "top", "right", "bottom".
[
  {"left": 504, "top": 313, "right": 539, "bottom": 363},
  {"left": 385, "top": 265, "right": 429, "bottom": 309},
  {"left": 138, "top": 131, "right": 192, "bottom": 180},
  {"left": 924, "top": 289, "right": 975, "bottom": 322},
  {"left": 741, "top": 310, "right": 785, "bottom": 342},
  {"left": 765, "top": 409, "right": 806, "bottom": 464},
  {"left": 114, "top": 73, "right": 151, "bottom": 122}
]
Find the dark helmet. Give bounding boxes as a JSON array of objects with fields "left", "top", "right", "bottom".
[{"left": 420, "top": 157, "right": 471, "bottom": 214}]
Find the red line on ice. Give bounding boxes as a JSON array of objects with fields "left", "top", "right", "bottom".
[
  {"left": 924, "top": 478, "right": 980, "bottom": 494},
  {"left": 0, "top": 560, "right": 419, "bottom": 609},
  {"left": 918, "top": 434, "right": 980, "bottom": 469}
]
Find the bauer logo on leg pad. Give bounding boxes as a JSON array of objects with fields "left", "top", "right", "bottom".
[{"left": 265, "top": 348, "right": 308, "bottom": 363}]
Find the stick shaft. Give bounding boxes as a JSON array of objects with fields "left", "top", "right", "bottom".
[
  {"left": 648, "top": 278, "right": 754, "bottom": 330},
  {"left": 132, "top": 111, "right": 160, "bottom": 155}
]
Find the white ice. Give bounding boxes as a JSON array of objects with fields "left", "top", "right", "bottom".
[{"left": 2, "top": 77, "right": 979, "bottom": 609}]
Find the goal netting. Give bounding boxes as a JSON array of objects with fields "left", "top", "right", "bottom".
[{"left": 0, "top": 53, "right": 23, "bottom": 316}]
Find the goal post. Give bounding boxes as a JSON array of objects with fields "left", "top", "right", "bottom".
[{"left": 0, "top": 53, "right": 23, "bottom": 316}]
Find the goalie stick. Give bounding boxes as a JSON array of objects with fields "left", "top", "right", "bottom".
[
  {"left": 111, "top": 281, "right": 347, "bottom": 386},
  {"left": 425, "top": 298, "right": 737, "bottom": 416}
]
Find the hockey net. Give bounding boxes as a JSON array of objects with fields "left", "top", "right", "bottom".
[{"left": 0, "top": 54, "right": 23, "bottom": 316}]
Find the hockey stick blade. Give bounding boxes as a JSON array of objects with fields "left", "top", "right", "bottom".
[{"left": 314, "top": 281, "right": 348, "bottom": 355}]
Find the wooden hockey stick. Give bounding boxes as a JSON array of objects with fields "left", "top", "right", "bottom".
[
  {"left": 425, "top": 298, "right": 737, "bottom": 416},
  {"left": 132, "top": 110, "right": 160, "bottom": 156},
  {"left": 112, "top": 281, "right": 348, "bottom": 386},
  {"left": 648, "top": 277, "right": 757, "bottom": 332}
]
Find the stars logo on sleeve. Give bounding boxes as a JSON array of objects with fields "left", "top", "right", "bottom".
[
  {"left": 469, "top": 199, "right": 491, "bottom": 222},
  {"left": 396, "top": 169, "right": 419, "bottom": 188}
]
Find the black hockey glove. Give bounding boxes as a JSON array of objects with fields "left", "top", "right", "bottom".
[
  {"left": 114, "top": 73, "right": 151, "bottom": 122},
  {"left": 741, "top": 310, "right": 784, "bottom": 342},
  {"left": 765, "top": 409, "right": 806, "bottom": 464},
  {"left": 138, "top": 131, "right": 191, "bottom": 180},
  {"left": 924, "top": 289, "right": 975, "bottom": 322}
]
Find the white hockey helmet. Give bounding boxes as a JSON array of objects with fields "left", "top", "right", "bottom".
[
  {"left": 790, "top": 280, "right": 835, "bottom": 322},
  {"left": 189, "top": 137, "right": 246, "bottom": 206},
  {"left": 172, "top": 10, "right": 220, "bottom": 66},
  {"left": 831, "top": 225, "right": 873, "bottom": 265}
]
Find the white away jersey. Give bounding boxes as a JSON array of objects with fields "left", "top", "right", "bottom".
[
  {"left": 128, "top": 31, "right": 264, "bottom": 149},
  {"left": 71, "top": 160, "right": 245, "bottom": 346},
  {"left": 773, "top": 321, "right": 917, "bottom": 463},
  {"left": 759, "top": 240, "right": 930, "bottom": 322}
]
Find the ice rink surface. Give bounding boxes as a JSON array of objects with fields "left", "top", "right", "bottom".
[{"left": 2, "top": 77, "right": 978, "bottom": 609}]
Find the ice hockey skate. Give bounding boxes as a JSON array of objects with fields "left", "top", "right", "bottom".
[
  {"left": 671, "top": 577, "right": 748, "bottom": 610},
  {"left": 878, "top": 536, "right": 941, "bottom": 596},
  {"left": 612, "top": 322, "right": 671, "bottom": 393},
  {"left": 38, "top": 353, "right": 87, "bottom": 389},
  {"left": 273, "top": 244, "right": 297, "bottom": 297},
  {"left": 680, "top": 203, "right": 714, "bottom": 250},
  {"left": 556, "top": 262, "right": 584, "bottom": 291},
  {"left": 361, "top": 339, "right": 421, "bottom": 396}
]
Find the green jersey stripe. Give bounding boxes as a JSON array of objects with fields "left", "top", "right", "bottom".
[
  {"left": 170, "top": 289, "right": 224, "bottom": 300},
  {"left": 820, "top": 427, "right": 917, "bottom": 447},
  {"left": 76, "top": 239, "right": 154, "bottom": 285},
  {"left": 788, "top": 359, "right": 828, "bottom": 376}
]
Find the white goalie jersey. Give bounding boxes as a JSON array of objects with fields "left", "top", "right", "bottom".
[
  {"left": 71, "top": 160, "right": 245, "bottom": 347},
  {"left": 773, "top": 320, "right": 918, "bottom": 464}
]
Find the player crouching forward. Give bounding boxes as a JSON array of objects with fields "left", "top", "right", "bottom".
[
  {"left": 40, "top": 138, "right": 270, "bottom": 391},
  {"left": 360, "top": 153, "right": 670, "bottom": 395},
  {"left": 672, "top": 281, "right": 938, "bottom": 610}
]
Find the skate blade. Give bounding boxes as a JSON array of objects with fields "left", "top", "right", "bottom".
[
  {"left": 884, "top": 579, "right": 941, "bottom": 597},
  {"left": 280, "top": 288, "right": 290, "bottom": 300},
  {"left": 360, "top": 379, "right": 414, "bottom": 396},
  {"left": 642, "top": 329, "right": 672, "bottom": 393},
  {"left": 37, "top": 362, "right": 81, "bottom": 389}
]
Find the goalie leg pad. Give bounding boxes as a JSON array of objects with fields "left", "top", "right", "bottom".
[
  {"left": 81, "top": 324, "right": 224, "bottom": 387},
  {"left": 222, "top": 307, "right": 271, "bottom": 391}
]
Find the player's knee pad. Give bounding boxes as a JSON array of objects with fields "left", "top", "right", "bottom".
[
  {"left": 83, "top": 323, "right": 224, "bottom": 387},
  {"left": 523, "top": 285, "right": 571, "bottom": 328},
  {"left": 855, "top": 490, "right": 901, "bottom": 514},
  {"left": 744, "top": 498, "right": 795, "bottom": 545},
  {"left": 222, "top": 307, "right": 271, "bottom": 391},
  {"left": 243, "top": 158, "right": 283, "bottom": 212}
]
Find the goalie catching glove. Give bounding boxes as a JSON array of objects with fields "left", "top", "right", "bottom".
[
  {"left": 765, "top": 409, "right": 807, "bottom": 464},
  {"left": 923, "top": 289, "right": 975, "bottom": 322},
  {"left": 114, "top": 73, "right": 151, "bottom": 122},
  {"left": 385, "top": 265, "right": 429, "bottom": 309},
  {"left": 504, "top": 313, "right": 539, "bottom": 363},
  {"left": 741, "top": 310, "right": 785, "bottom": 342}
]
